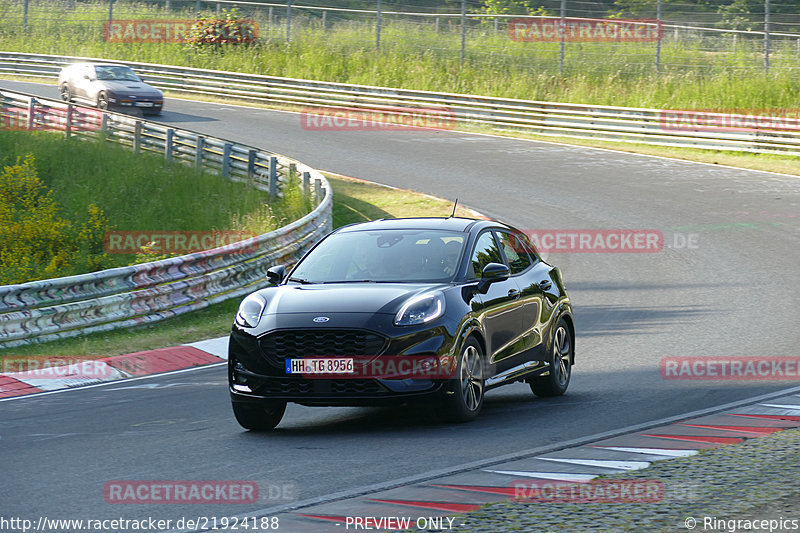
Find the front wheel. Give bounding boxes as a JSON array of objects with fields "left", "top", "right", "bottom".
[
  {"left": 529, "top": 317, "right": 572, "bottom": 397},
  {"left": 59, "top": 84, "right": 72, "bottom": 102},
  {"left": 232, "top": 401, "right": 286, "bottom": 431},
  {"left": 439, "top": 337, "right": 485, "bottom": 423},
  {"left": 96, "top": 92, "right": 109, "bottom": 111}
]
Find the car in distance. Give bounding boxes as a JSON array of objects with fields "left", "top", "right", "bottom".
[
  {"left": 57, "top": 63, "right": 163, "bottom": 115},
  {"left": 228, "top": 217, "right": 574, "bottom": 430}
]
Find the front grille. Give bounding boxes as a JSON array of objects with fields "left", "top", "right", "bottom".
[
  {"left": 258, "top": 329, "right": 387, "bottom": 368},
  {"left": 255, "top": 378, "right": 386, "bottom": 396}
]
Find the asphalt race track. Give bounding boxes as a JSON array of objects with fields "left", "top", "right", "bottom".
[{"left": 2, "top": 80, "right": 799, "bottom": 524}]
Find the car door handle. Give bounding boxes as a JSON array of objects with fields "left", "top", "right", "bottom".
[
  {"left": 539, "top": 280, "right": 552, "bottom": 291},
  {"left": 508, "top": 289, "right": 521, "bottom": 299}
]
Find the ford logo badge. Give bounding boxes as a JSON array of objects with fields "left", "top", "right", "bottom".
[{"left": 313, "top": 316, "right": 330, "bottom": 323}]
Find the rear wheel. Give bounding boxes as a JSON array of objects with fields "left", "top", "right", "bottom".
[
  {"left": 440, "top": 337, "right": 484, "bottom": 423},
  {"left": 59, "top": 84, "right": 71, "bottom": 102},
  {"left": 529, "top": 317, "right": 572, "bottom": 397},
  {"left": 232, "top": 401, "right": 286, "bottom": 431}
]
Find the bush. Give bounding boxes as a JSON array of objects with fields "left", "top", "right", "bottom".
[
  {"left": 185, "top": 10, "right": 258, "bottom": 52},
  {"left": 0, "top": 154, "right": 112, "bottom": 284}
]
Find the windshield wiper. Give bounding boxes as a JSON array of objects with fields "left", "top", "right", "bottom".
[{"left": 287, "top": 277, "right": 315, "bottom": 284}]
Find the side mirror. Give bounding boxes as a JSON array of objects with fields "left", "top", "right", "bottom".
[
  {"left": 266, "top": 265, "right": 286, "bottom": 284},
  {"left": 477, "top": 262, "right": 510, "bottom": 294}
]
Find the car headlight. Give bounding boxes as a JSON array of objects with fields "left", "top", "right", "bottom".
[
  {"left": 235, "top": 293, "right": 267, "bottom": 328},
  {"left": 394, "top": 291, "right": 445, "bottom": 326}
]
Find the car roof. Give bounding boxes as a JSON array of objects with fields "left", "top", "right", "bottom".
[
  {"left": 336, "top": 217, "right": 502, "bottom": 234},
  {"left": 67, "top": 62, "right": 130, "bottom": 68}
]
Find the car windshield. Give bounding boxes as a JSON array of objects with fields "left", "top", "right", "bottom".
[
  {"left": 289, "top": 229, "right": 466, "bottom": 283},
  {"left": 95, "top": 66, "right": 141, "bottom": 81}
]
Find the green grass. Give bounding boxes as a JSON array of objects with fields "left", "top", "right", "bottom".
[
  {"left": 0, "top": 130, "right": 310, "bottom": 271},
  {"left": 0, "top": 173, "right": 477, "bottom": 358},
  {"left": 0, "top": 0, "right": 798, "bottom": 110}
]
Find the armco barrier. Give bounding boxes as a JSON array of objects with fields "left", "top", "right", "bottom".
[
  {"left": 2, "top": 51, "right": 800, "bottom": 156},
  {"left": 0, "top": 89, "right": 332, "bottom": 349}
]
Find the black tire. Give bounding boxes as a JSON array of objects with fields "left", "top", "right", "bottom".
[
  {"left": 96, "top": 92, "right": 109, "bottom": 111},
  {"left": 440, "top": 337, "right": 485, "bottom": 423},
  {"left": 529, "top": 317, "right": 572, "bottom": 397},
  {"left": 59, "top": 83, "right": 72, "bottom": 102},
  {"left": 232, "top": 401, "right": 286, "bottom": 431}
]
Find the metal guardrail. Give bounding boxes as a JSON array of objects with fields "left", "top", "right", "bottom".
[
  {"left": 1, "top": 51, "right": 799, "bottom": 156},
  {"left": 0, "top": 88, "right": 332, "bottom": 349}
]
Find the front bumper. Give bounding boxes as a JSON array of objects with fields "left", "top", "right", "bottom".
[
  {"left": 228, "top": 324, "right": 456, "bottom": 407},
  {"left": 107, "top": 96, "right": 163, "bottom": 113}
]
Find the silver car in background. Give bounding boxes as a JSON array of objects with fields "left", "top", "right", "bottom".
[{"left": 57, "top": 63, "right": 163, "bottom": 115}]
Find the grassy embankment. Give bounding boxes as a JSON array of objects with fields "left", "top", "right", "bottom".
[
  {"left": 0, "top": 129, "right": 313, "bottom": 356},
  {"left": 0, "top": 131, "right": 476, "bottom": 357},
  {"left": 1, "top": 0, "right": 797, "bottom": 173}
]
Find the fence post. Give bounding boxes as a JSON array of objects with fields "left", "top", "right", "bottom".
[
  {"left": 195, "top": 135, "right": 205, "bottom": 170},
  {"left": 269, "top": 156, "right": 278, "bottom": 197},
  {"left": 133, "top": 120, "right": 142, "bottom": 154},
  {"left": 286, "top": 0, "right": 292, "bottom": 43},
  {"left": 247, "top": 149, "right": 256, "bottom": 184},
  {"left": 322, "top": 10, "right": 327, "bottom": 30},
  {"left": 101, "top": 113, "right": 108, "bottom": 139},
  {"left": 65, "top": 104, "right": 72, "bottom": 139},
  {"left": 222, "top": 142, "right": 232, "bottom": 179},
  {"left": 655, "top": 0, "right": 662, "bottom": 73},
  {"left": 27, "top": 98, "right": 35, "bottom": 130},
  {"left": 764, "top": 0, "right": 770, "bottom": 71},
  {"left": 313, "top": 177, "right": 321, "bottom": 205},
  {"left": 108, "top": 0, "right": 113, "bottom": 29},
  {"left": 301, "top": 169, "right": 310, "bottom": 197},
  {"left": 268, "top": 7, "right": 273, "bottom": 30},
  {"left": 165, "top": 128, "right": 174, "bottom": 163},
  {"left": 559, "top": 0, "right": 566, "bottom": 74},
  {"left": 435, "top": 17, "right": 439, "bottom": 33},
  {"left": 376, "top": 0, "right": 382, "bottom": 51},
  {"left": 23, "top": 0, "right": 29, "bottom": 33},
  {"left": 460, "top": 0, "right": 466, "bottom": 64},
  {"left": 195, "top": 0, "right": 200, "bottom": 17}
]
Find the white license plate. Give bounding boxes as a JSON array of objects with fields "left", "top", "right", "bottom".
[
  {"left": 285, "top": 358, "right": 354, "bottom": 374},
  {"left": 135, "top": 102, "right": 154, "bottom": 107}
]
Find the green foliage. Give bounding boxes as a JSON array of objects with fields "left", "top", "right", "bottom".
[
  {"left": 481, "top": 0, "right": 554, "bottom": 16},
  {"left": 184, "top": 9, "right": 257, "bottom": 53},
  {"left": 0, "top": 0, "right": 798, "bottom": 110},
  {"left": 0, "top": 132, "right": 313, "bottom": 283},
  {"left": 0, "top": 154, "right": 112, "bottom": 284}
]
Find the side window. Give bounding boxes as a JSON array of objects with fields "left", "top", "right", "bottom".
[
  {"left": 498, "top": 232, "right": 532, "bottom": 275},
  {"left": 470, "top": 232, "right": 504, "bottom": 279}
]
